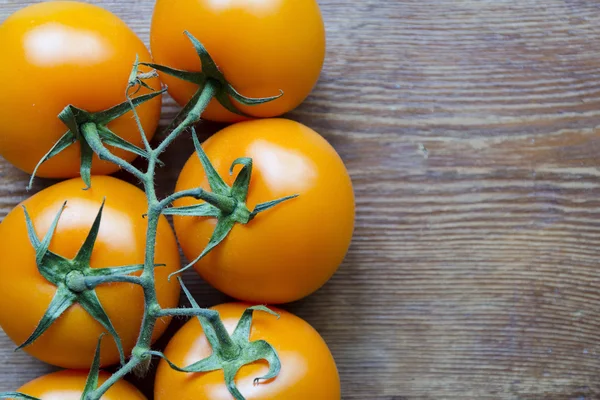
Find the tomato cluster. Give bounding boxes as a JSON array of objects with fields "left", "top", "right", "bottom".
[{"left": 0, "top": 1, "right": 353, "bottom": 399}]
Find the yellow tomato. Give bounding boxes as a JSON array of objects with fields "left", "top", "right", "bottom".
[
  {"left": 151, "top": 0, "right": 325, "bottom": 122},
  {"left": 155, "top": 303, "right": 341, "bottom": 399},
  {"left": 0, "top": 177, "right": 181, "bottom": 368},
  {"left": 0, "top": 1, "right": 161, "bottom": 177},
  {"left": 174, "top": 119, "right": 355, "bottom": 303},
  {"left": 16, "top": 370, "right": 146, "bottom": 400}
]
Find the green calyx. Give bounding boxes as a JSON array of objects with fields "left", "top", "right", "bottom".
[
  {"left": 18, "top": 200, "right": 148, "bottom": 365},
  {"left": 80, "top": 335, "right": 105, "bottom": 400},
  {"left": 164, "top": 128, "right": 298, "bottom": 278},
  {"left": 29, "top": 80, "right": 164, "bottom": 191},
  {"left": 150, "top": 279, "right": 280, "bottom": 400},
  {"left": 143, "top": 31, "right": 282, "bottom": 117}
]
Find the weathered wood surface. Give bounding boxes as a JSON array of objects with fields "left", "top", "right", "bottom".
[{"left": 2, "top": 0, "right": 600, "bottom": 398}]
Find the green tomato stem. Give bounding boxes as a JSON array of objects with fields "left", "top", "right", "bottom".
[
  {"left": 80, "top": 123, "right": 145, "bottom": 181},
  {"left": 157, "top": 307, "right": 240, "bottom": 358},
  {"left": 88, "top": 355, "right": 140, "bottom": 400},
  {"left": 86, "top": 82, "right": 218, "bottom": 400},
  {"left": 125, "top": 86, "right": 153, "bottom": 154},
  {"left": 72, "top": 56, "right": 285, "bottom": 400},
  {"left": 90, "top": 275, "right": 143, "bottom": 287},
  {"left": 159, "top": 187, "right": 236, "bottom": 214},
  {"left": 154, "top": 80, "right": 217, "bottom": 157},
  {"left": 66, "top": 274, "right": 143, "bottom": 292}
]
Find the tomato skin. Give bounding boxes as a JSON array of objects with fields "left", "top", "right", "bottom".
[
  {"left": 16, "top": 370, "right": 146, "bottom": 400},
  {"left": 0, "top": 1, "right": 162, "bottom": 178},
  {"left": 0, "top": 176, "right": 181, "bottom": 368},
  {"left": 155, "top": 303, "right": 340, "bottom": 400},
  {"left": 150, "top": 0, "right": 325, "bottom": 123},
  {"left": 173, "top": 119, "right": 354, "bottom": 304}
]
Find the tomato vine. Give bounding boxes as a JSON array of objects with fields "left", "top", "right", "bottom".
[{"left": 3, "top": 32, "right": 290, "bottom": 400}]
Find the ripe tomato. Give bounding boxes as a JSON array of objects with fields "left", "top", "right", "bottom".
[
  {"left": 15, "top": 370, "right": 145, "bottom": 400},
  {"left": 150, "top": 0, "right": 325, "bottom": 123},
  {"left": 155, "top": 303, "right": 340, "bottom": 400},
  {"left": 173, "top": 119, "right": 354, "bottom": 304},
  {"left": 0, "top": 1, "right": 161, "bottom": 178},
  {"left": 0, "top": 176, "right": 181, "bottom": 368}
]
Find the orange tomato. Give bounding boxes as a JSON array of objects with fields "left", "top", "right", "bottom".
[
  {"left": 0, "top": 1, "right": 161, "bottom": 178},
  {"left": 154, "top": 303, "right": 340, "bottom": 400},
  {"left": 150, "top": 0, "right": 325, "bottom": 122},
  {"left": 15, "top": 370, "right": 146, "bottom": 400},
  {"left": 0, "top": 176, "right": 181, "bottom": 368},
  {"left": 173, "top": 119, "right": 354, "bottom": 303}
]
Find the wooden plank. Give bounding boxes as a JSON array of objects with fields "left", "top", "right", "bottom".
[{"left": 1, "top": 0, "right": 600, "bottom": 398}]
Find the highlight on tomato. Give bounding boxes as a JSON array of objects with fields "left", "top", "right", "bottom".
[
  {"left": 0, "top": 1, "right": 162, "bottom": 179},
  {"left": 0, "top": 176, "right": 181, "bottom": 368},
  {"left": 10, "top": 370, "right": 146, "bottom": 400},
  {"left": 150, "top": 0, "right": 326, "bottom": 122},
  {"left": 154, "top": 303, "right": 341, "bottom": 400},
  {"left": 170, "top": 118, "right": 355, "bottom": 304}
]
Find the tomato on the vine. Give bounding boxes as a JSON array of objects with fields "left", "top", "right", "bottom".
[
  {"left": 15, "top": 370, "right": 146, "bottom": 400},
  {"left": 0, "top": 176, "right": 181, "bottom": 368},
  {"left": 173, "top": 119, "right": 354, "bottom": 304},
  {"left": 150, "top": 0, "right": 325, "bottom": 122},
  {"left": 0, "top": 1, "right": 161, "bottom": 178},
  {"left": 155, "top": 303, "right": 341, "bottom": 400}
]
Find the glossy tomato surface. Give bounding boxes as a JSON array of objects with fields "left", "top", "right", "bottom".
[
  {"left": 155, "top": 303, "right": 340, "bottom": 400},
  {"left": 151, "top": 0, "right": 325, "bottom": 122},
  {"left": 174, "top": 119, "right": 354, "bottom": 303},
  {"left": 0, "top": 1, "right": 161, "bottom": 177},
  {"left": 16, "top": 370, "right": 146, "bottom": 400},
  {"left": 0, "top": 177, "right": 181, "bottom": 368}
]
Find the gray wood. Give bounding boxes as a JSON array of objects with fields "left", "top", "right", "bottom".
[{"left": 1, "top": 0, "right": 600, "bottom": 398}]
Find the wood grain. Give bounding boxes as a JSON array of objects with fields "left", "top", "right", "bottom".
[{"left": 2, "top": 0, "right": 600, "bottom": 398}]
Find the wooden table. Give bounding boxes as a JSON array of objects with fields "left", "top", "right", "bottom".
[{"left": 1, "top": 0, "right": 600, "bottom": 398}]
